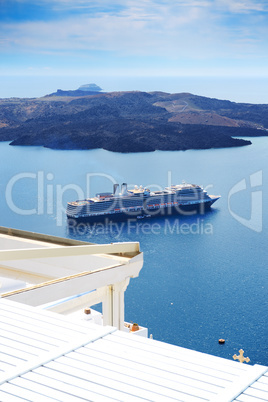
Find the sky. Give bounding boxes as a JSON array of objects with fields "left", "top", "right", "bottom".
[{"left": 0, "top": 0, "right": 268, "bottom": 102}]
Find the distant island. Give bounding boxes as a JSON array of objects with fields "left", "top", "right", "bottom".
[
  {"left": 45, "top": 83, "right": 103, "bottom": 98},
  {"left": 0, "top": 85, "right": 267, "bottom": 152}
]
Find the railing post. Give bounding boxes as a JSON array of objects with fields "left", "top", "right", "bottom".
[
  {"left": 112, "top": 278, "right": 130, "bottom": 330},
  {"left": 102, "top": 285, "right": 113, "bottom": 326}
]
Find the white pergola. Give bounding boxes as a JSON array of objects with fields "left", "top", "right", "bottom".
[
  {"left": 0, "top": 227, "right": 143, "bottom": 330},
  {"left": 0, "top": 227, "right": 267, "bottom": 401}
]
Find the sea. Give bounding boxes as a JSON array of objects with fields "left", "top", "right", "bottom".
[{"left": 0, "top": 138, "right": 267, "bottom": 366}]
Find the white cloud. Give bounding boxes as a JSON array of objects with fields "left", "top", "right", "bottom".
[
  {"left": 10, "top": 0, "right": 268, "bottom": 14},
  {"left": 0, "top": 12, "right": 216, "bottom": 58},
  {"left": 1, "top": 0, "right": 267, "bottom": 79},
  {"left": 216, "top": 0, "right": 268, "bottom": 13},
  {"left": 2, "top": 4, "right": 262, "bottom": 56}
]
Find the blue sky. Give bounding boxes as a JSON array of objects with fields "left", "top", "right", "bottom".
[{"left": 0, "top": 0, "right": 268, "bottom": 100}]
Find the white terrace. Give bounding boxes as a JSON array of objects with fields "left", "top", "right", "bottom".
[
  {"left": 0, "top": 226, "right": 267, "bottom": 401},
  {"left": 0, "top": 226, "right": 143, "bottom": 330}
]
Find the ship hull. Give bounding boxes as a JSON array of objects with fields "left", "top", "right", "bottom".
[{"left": 67, "top": 198, "right": 218, "bottom": 224}]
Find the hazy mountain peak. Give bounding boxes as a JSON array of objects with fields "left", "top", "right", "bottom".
[{"left": 78, "top": 84, "right": 102, "bottom": 92}]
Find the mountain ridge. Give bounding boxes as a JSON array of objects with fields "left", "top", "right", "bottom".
[{"left": 0, "top": 89, "right": 267, "bottom": 152}]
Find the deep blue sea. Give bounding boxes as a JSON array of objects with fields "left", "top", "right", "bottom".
[{"left": 0, "top": 138, "right": 267, "bottom": 366}]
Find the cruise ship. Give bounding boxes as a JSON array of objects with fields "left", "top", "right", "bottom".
[{"left": 66, "top": 182, "right": 220, "bottom": 222}]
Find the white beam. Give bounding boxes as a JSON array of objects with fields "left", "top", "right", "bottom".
[
  {"left": 45, "top": 287, "right": 108, "bottom": 315},
  {"left": 1, "top": 254, "right": 143, "bottom": 307},
  {"left": 0, "top": 263, "right": 52, "bottom": 284},
  {"left": 0, "top": 254, "right": 130, "bottom": 283},
  {"left": 0, "top": 242, "right": 140, "bottom": 262}
]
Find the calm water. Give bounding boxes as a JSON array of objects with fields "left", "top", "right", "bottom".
[{"left": 0, "top": 139, "right": 267, "bottom": 365}]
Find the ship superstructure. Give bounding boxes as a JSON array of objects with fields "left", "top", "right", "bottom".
[{"left": 66, "top": 182, "right": 220, "bottom": 222}]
